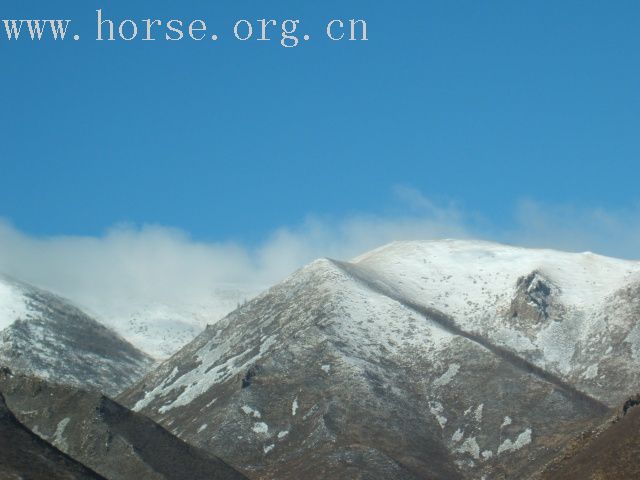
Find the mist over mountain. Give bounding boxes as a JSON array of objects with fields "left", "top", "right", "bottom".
[{"left": 2, "top": 194, "right": 640, "bottom": 359}]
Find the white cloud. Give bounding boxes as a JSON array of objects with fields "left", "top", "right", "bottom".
[{"left": 0, "top": 187, "right": 638, "bottom": 351}]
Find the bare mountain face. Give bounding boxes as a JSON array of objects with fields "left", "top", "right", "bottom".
[
  {"left": 0, "top": 391, "right": 105, "bottom": 480},
  {"left": 120, "top": 240, "right": 640, "bottom": 480},
  {"left": 0, "top": 275, "right": 154, "bottom": 396},
  {"left": 534, "top": 396, "right": 640, "bottom": 480},
  {"left": 0, "top": 372, "right": 248, "bottom": 480}
]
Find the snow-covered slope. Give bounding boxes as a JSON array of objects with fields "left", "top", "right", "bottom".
[
  {"left": 121, "top": 240, "right": 640, "bottom": 479},
  {"left": 0, "top": 275, "right": 153, "bottom": 396},
  {"left": 352, "top": 240, "right": 640, "bottom": 405},
  {"left": 0, "top": 280, "right": 31, "bottom": 331},
  {"left": 353, "top": 239, "right": 639, "bottom": 326}
]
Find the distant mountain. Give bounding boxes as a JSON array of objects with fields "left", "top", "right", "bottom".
[
  {"left": 91, "top": 285, "right": 256, "bottom": 360},
  {"left": 0, "top": 371, "right": 248, "bottom": 480},
  {"left": 0, "top": 275, "right": 154, "bottom": 396},
  {"left": 120, "top": 240, "right": 640, "bottom": 480},
  {"left": 0, "top": 391, "right": 105, "bottom": 480}
]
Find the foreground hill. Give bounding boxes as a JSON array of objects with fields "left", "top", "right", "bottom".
[
  {"left": 0, "top": 275, "right": 153, "bottom": 395},
  {"left": 121, "top": 240, "right": 640, "bottom": 479},
  {"left": 0, "top": 391, "right": 105, "bottom": 480},
  {"left": 0, "top": 372, "right": 248, "bottom": 480}
]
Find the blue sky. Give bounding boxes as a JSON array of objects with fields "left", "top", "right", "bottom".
[{"left": 1, "top": 0, "right": 639, "bottom": 246}]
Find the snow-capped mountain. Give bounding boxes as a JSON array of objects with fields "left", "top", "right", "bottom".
[
  {"left": 351, "top": 240, "right": 640, "bottom": 406},
  {"left": 0, "top": 275, "right": 153, "bottom": 396},
  {"left": 120, "top": 240, "right": 640, "bottom": 479}
]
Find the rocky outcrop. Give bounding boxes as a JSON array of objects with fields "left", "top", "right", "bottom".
[{"left": 508, "top": 271, "right": 558, "bottom": 326}]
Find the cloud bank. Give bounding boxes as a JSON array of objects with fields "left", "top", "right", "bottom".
[{"left": 0, "top": 188, "right": 639, "bottom": 325}]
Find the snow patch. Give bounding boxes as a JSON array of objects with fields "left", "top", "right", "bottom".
[
  {"left": 583, "top": 364, "right": 598, "bottom": 380},
  {"left": 53, "top": 417, "right": 71, "bottom": 450},
  {"left": 252, "top": 422, "right": 269, "bottom": 434},
  {"left": 498, "top": 428, "right": 532, "bottom": 455},
  {"left": 474, "top": 404, "right": 484, "bottom": 423},
  {"left": 241, "top": 405, "right": 261, "bottom": 419},
  {"left": 135, "top": 334, "right": 277, "bottom": 413},
  {"left": 429, "top": 401, "right": 447, "bottom": 429},
  {"left": 433, "top": 364, "right": 460, "bottom": 387},
  {"left": 455, "top": 436, "right": 480, "bottom": 460}
]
